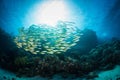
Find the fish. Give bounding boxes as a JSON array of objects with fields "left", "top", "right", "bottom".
[
  {"left": 29, "top": 38, "right": 34, "bottom": 42},
  {"left": 46, "top": 42, "right": 50, "bottom": 45},
  {"left": 44, "top": 46, "right": 49, "bottom": 49},
  {"left": 74, "top": 39, "right": 79, "bottom": 42},
  {"left": 56, "top": 52, "right": 61, "bottom": 54},
  {"left": 46, "top": 49, "right": 51, "bottom": 51},
  {"left": 36, "top": 51, "right": 39, "bottom": 53},
  {"left": 14, "top": 21, "right": 81, "bottom": 55},
  {"left": 17, "top": 43, "right": 22, "bottom": 48},
  {"left": 38, "top": 48, "right": 41, "bottom": 50},
  {"left": 32, "top": 52, "right": 37, "bottom": 54},
  {"left": 25, "top": 48, "right": 29, "bottom": 51},
  {"left": 60, "top": 47, "right": 66, "bottom": 49},
  {"left": 52, "top": 50, "right": 58, "bottom": 52},
  {"left": 70, "top": 43, "right": 77, "bottom": 47},
  {"left": 22, "top": 42, "right": 27, "bottom": 46},
  {"left": 21, "top": 36, "right": 26, "bottom": 40},
  {"left": 42, "top": 51, "right": 47, "bottom": 53},
  {"left": 41, "top": 52, "right": 45, "bottom": 54},
  {"left": 48, "top": 51, "right": 54, "bottom": 54}
]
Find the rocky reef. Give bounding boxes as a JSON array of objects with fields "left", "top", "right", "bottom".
[
  {"left": 66, "top": 28, "right": 98, "bottom": 56},
  {"left": 89, "top": 39, "right": 120, "bottom": 70},
  {"left": 0, "top": 26, "right": 120, "bottom": 79}
]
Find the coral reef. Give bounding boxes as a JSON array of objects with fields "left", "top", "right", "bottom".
[
  {"left": 14, "top": 39, "right": 120, "bottom": 78},
  {"left": 14, "top": 56, "right": 29, "bottom": 66},
  {"left": 0, "top": 27, "right": 120, "bottom": 79},
  {"left": 66, "top": 28, "right": 98, "bottom": 57},
  {"left": 79, "top": 28, "right": 98, "bottom": 52},
  {"left": 89, "top": 39, "right": 120, "bottom": 70}
]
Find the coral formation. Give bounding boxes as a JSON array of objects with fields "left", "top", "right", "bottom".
[
  {"left": 79, "top": 29, "right": 98, "bottom": 52},
  {"left": 0, "top": 27, "right": 120, "bottom": 79},
  {"left": 89, "top": 39, "right": 120, "bottom": 70},
  {"left": 14, "top": 56, "right": 29, "bottom": 66},
  {"left": 67, "top": 28, "right": 98, "bottom": 55}
]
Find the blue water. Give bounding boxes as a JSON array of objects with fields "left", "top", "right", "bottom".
[
  {"left": 0, "top": 0, "right": 120, "bottom": 80},
  {"left": 0, "top": 0, "right": 120, "bottom": 40}
]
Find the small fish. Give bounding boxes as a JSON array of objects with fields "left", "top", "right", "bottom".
[
  {"left": 59, "top": 49, "right": 64, "bottom": 52},
  {"left": 70, "top": 43, "right": 76, "bottom": 47},
  {"left": 21, "top": 36, "right": 25, "bottom": 40},
  {"left": 42, "top": 51, "right": 47, "bottom": 53},
  {"left": 52, "top": 50, "right": 58, "bottom": 52},
  {"left": 46, "top": 42, "right": 50, "bottom": 45},
  {"left": 46, "top": 49, "right": 51, "bottom": 51},
  {"left": 60, "top": 47, "right": 65, "bottom": 49},
  {"left": 51, "top": 47, "right": 55, "bottom": 49},
  {"left": 48, "top": 51, "right": 54, "bottom": 54},
  {"left": 25, "top": 48, "right": 29, "bottom": 51},
  {"left": 22, "top": 42, "right": 27, "bottom": 46},
  {"left": 74, "top": 39, "right": 79, "bottom": 42},
  {"left": 38, "top": 48, "right": 41, "bottom": 50},
  {"left": 17, "top": 43, "right": 22, "bottom": 48},
  {"left": 44, "top": 46, "right": 49, "bottom": 49},
  {"left": 66, "top": 42, "right": 71, "bottom": 44},
  {"left": 29, "top": 38, "right": 34, "bottom": 41},
  {"left": 56, "top": 52, "right": 61, "bottom": 54},
  {"left": 41, "top": 52, "right": 45, "bottom": 54},
  {"left": 32, "top": 52, "right": 37, "bottom": 54},
  {"left": 36, "top": 51, "right": 39, "bottom": 53}
]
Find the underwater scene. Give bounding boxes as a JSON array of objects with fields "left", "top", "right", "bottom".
[{"left": 0, "top": 0, "right": 120, "bottom": 80}]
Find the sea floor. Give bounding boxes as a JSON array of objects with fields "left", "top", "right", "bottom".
[{"left": 0, "top": 65, "right": 120, "bottom": 80}]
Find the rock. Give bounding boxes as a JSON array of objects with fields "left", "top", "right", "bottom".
[
  {"left": 12, "top": 77, "right": 16, "bottom": 80},
  {"left": 3, "top": 76, "right": 7, "bottom": 79},
  {"left": 86, "top": 72, "right": 98, "bottom": 79}
]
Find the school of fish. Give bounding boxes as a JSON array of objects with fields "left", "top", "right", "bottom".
[{"left": 14, "top": 21, "right": 82, "bottom": 54}]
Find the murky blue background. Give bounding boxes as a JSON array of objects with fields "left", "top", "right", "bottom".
[{"left": 0, "top": 0, "right": 120, "bottom": 40}]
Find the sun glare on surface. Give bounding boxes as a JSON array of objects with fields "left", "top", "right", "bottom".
[{"left": 26, "top": 0, "right": 70, "bottom": 27}]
